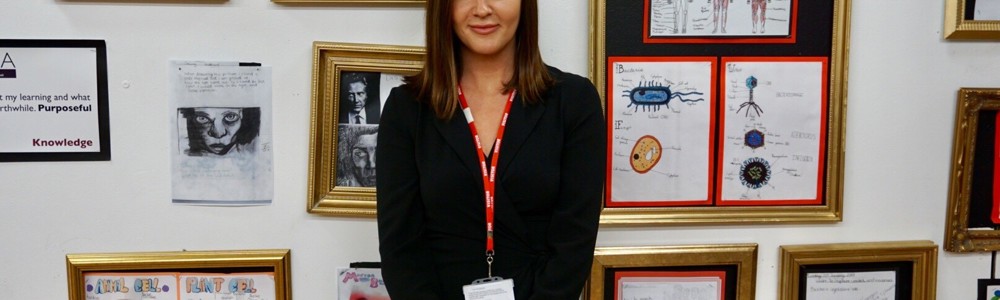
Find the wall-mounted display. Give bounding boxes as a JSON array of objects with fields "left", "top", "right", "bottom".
[
  {"left": 980, "top": 278, "right": 1000, "bottom": 300},
  {"left": 272, "top": 0, "right": 422, "bottom": 5},
  {"left": 591, "top": 0, "right": 851, "bottom": 225},
  {"left": 946, "top": 88, "right": 1000, "bottom": 252},
  {"left": 169, "top": 61, "right": 273, "bottom": 206},
  {"left": 585, "top": 244, "right": 757, "bottom": 300},
  {"left": 66, "top": 249, "right": 291, "bottom": 300},
  {"left": 0, "top": 39, "right": 110, "bottom": 162},
  {"left": 308, "top": 42, "right": 423, "bottom": 217},
  {"left": 944, "top": 0, "right": 1000, "bottom": 39},
  {"left": 778, "top": 241, "right": 938, "bottom": 300}
]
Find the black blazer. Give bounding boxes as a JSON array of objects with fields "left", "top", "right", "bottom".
[{"left": 376, "top": 67, "right": 606, "bottom": 300}]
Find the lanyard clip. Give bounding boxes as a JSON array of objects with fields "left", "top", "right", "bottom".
[{"left": 486, "top": 250, "right": 495, "bottom": 278}]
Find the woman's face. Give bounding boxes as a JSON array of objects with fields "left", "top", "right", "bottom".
[{"left": 452, "top": 0, "right": 521, "bottom": 58}]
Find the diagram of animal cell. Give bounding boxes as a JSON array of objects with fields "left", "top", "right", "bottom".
[
  {"left": 624, "top": 80, "right": 705, "bottom": 112},
  {"left": 608, "top": 59, "right": 714, "bottom": 203},
  {"left": 719, "top": 58, "right": 826, "bottom": 202},
  {"left": 648, "top": 0, "right": 793, "bottom": 37}
]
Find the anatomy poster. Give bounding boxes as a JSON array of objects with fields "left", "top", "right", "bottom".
[
  {"left": 607, "top": 57, "right": 715, "bottom": 206},
  {"left": 718, "top": 57, "right": 826, "bottom": 204},
  {"left": 646, "top": 0, "right": 796, "bottom": 41},
  {"left": 170, "top": 61, "right": 273, "bottom": 206},
  {"left": 83, "top": 273, "right": 178, "bottom": 300},
  {"left": 616, "top": 271, "right": 725, "bottom": 300},
  {"left": 180, "top": 273, "right": 276, "bottom": 300}
]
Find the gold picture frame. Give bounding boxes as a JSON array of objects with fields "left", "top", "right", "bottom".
[
  {"left": 778, "top": 240, "right": 938, "bottom": 300},
  {"left": 585, "top": 244, "right": 757, "bottom": 300},
  {"left": 66, "top": 249, "right": 292, "bottom": 300},
  {"left": 944, "top": 0, "right": 1000, "bottom": 39},
  {"left": 589, "top": 0, "right": 851, "bottom": 225},
  {"left": 272, "top": 0, "right": 422, "bottom": 5},
  {"left": 308, "top": 41, "right": 424, "bottom": 217},
  {"left": 946, "top": 88, "right": 1000, "bottom": 252}
]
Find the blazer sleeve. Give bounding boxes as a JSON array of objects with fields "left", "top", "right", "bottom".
[
  {"left": 530, "top": 77, "right": 608, "bottom": 299},
  {"left": 376, "top": 88, "right": 443, "bottom": 299}
]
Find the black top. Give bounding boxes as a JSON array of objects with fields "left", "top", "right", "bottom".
[{"left": 376, "top": 67, "right": 607, "bottom": 300}]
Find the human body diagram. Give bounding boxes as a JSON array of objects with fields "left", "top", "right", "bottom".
[{"left": 648, "top": 0, "right": 793, "bottom": 37}]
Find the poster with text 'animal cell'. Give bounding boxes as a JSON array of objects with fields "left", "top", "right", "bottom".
[
  {"left": 83, "top": 273, "right": 178, "bottom": 300},
  {"left": 607, "top": 57, "right": 716, "bottom": 206}
]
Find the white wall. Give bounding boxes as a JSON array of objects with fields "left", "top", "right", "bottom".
[{"left": 0, "top": 0, "right": 995, "bottom": 298}]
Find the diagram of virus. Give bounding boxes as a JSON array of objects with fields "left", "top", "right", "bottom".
[
  {"left": 744, "top": 129, "right": 764, "bottom": 149},
  {"left": 737, "top": 75, "right": 764, "bottom": 117},
  {"left": 739, "top": 157, "right": 771, "bottom": 189},
  {"left": 624, "top": 80, "right": 704, "bottom": 112}
]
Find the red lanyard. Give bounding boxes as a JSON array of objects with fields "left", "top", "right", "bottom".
[{"left": 457, "top": 86, "right": 515, "bottom": 277}]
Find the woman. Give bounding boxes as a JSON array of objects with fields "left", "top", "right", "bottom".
[{"left": 376, "top": 0, "right": 606, "bottom": 299}]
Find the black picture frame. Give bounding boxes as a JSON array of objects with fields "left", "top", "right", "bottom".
[
  {"left": 979, "top": 278, "right": 1000, "bottom": 300},
  {"left": 0, "top": 39, "right": 110, "bottom": 162}
]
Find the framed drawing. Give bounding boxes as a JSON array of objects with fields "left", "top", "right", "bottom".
[
  {"left": 66, "top": 249, "right": 291, "bottom": 300},
  {"left": 980, "top": 278, "right": 1000, "bottom": 300},
  {"left": 778, "top": 241, "right": 938, "bottom": 300},
  {"left": 944, "top": 0, "right": 1000, "bottom": 39},
  {"left": 308, "top": 41, "right": 423, "bottom": 217},
  {"left": 592, "top": 0, "right": 851, "bottom": 225},
  {"left": 946, "top": 88, "right": 1000, "bottom": 252},
  {"left": 272, "top": 0, "right": 422, "bottom": 5},
  {"left": 585, "top": 244, "right": 757, "bottom": 300}
]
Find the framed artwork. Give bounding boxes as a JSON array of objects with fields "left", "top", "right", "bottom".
[
  {"left": 585, "top": 244, "right": 757, "bottom": 300},
  {"left": 271, "top": 0, "right": 422, "bottom": 5},
  {"left": 946, "top": 88, "right": 1000, "bottom": 252},
  {"left": 592, "top": 0, "right": 851, "bottom": 225},
  {"left": 944, "top": 0, "right": 1000, "bottom": 39},
  {"left": 307, "top": 41, "right": 423, "bottom": 217},
  {"left": 778, "top": 241, "right": 938, "bottom": 300},
  {"left": 66, "top": 249, "right": 291, "bottom": 300},
  {"left": 980, "top": 278, "right": 1000, "bottom": 300}
]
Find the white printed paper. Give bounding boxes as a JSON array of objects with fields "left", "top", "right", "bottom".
[
  {"left": 805, "top": 271, "right": 896, "bottom": 300},
  {"left": 169, "top": 61, "right": 273, "bottom": 205},
  {"left": 0, "top": 47, "right": 102, "bottom": 153},
  {"left": 618, "top": 276, "right": 722, "bottom": 300}
]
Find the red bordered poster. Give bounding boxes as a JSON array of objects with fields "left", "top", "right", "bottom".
[
  {"left": 642, "top": 0, "right": 799, "bottom": 44},
  {"left": 606, "top": 56, "right": 717, "bottom": 207},
  {"left": 717, "top": 56, "right": 828, "bottom": 206}
]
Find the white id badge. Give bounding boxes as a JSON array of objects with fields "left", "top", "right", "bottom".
[{"left": 462, "top": 276, "right": 515, "bottom": 300}]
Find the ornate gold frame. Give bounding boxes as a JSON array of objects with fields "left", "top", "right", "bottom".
[
  {"left": 588, "top": 0, "right": 851, "bottom": 225},
  {"left": 944, "top": 0, "right": 1000, "bottom": 39},
  {"left": 946, "top": 88, "right": 1000, "bottom": 252},
  {"left": 585, "top": 244, "right": 757, "bottom": 300},
  {"left": 778, "top": 241, "right": 938, "bottom": 300},
  {"left": 66, "top": 249, "right": 292, "bottom": 300},
  {"left": 308, "top": 41, "right": 424, "bottom": 217},
  {"left": 272, "top": 0, "right": 422, "bottom": 5}
]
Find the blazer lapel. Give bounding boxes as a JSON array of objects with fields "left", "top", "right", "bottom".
[
  {"left": 432, "top": 110, "right": 483, "bottom": 187},
  {"left": 497, "top": 94, "right": 545, "bottom": 177}
]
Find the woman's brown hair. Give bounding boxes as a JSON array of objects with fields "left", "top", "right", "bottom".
[{"left": 406, "top": 0, "right": 554, "bottom": 120}]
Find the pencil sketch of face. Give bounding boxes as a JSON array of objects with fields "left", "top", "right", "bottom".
[
  {"left": 351, "top": 132, "right": 377, "bottom": 186},
  {"left": 346, "top": 80, "right": 369, "bottom": 114},
  {"left": 192, "top": 107, "right": 242, "bottom": 154}
]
